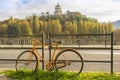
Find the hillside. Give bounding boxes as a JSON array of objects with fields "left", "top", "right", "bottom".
[
  {"left": 0, "top": 12, "right": 114, "bottom": 36},
  {"left": 112, "top": 20, "right": 120, "bottom": 29}
]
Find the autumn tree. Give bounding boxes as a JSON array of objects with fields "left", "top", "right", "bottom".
[
  {"left": 0, "top": 24, "right": 7, "bottom": 35},
  {"left": 46, "top": 19, "right": 52, "bottom": 35},
  {"left": 33, "top": 15, "right": 40, "bottom": 34},
  {"left": 19, "top": 20, "right": 32, "bottom": 36},
  {"left": 52, "top": 19, "right": 62, "bottom": 34},
  {"left": 7, "top": 23, "right": 21, "bottom": 36}
]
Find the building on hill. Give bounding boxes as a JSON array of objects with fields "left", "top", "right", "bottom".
[
  {"left": 54, "top": 3, "right": 62, "bottom": 16},
  {"left": 67, "top": 10, "right": 81, "bottom": 15}
]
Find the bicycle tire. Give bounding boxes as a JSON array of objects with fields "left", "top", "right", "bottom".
[
  {"left": 15, "top": 50, "right": 38, "bottom": 72},
  {"left": 55, "top": 49, "right": 84, "bottom": 75}
]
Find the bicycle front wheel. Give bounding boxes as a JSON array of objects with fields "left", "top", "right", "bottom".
[
  {"left": 55, "top": 49, "right": 84, "bottom": 75},
  {"left": 15, "top": 50, "right": 38, "bottom": 72}
]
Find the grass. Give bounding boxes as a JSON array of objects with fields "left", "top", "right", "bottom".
[{"left": 2, "top": 70, "right": 120, "bottom": 80}]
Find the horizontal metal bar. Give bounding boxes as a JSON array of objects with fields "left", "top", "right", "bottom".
[
  {"left": 55, "top": 60, "right": 111, "bottom": 63},
  {"left": 0, "top": 47, "right": 42, "bottom": 49},
  {"left": 51, "top": 47, "right": 112, "bottom": 50},
  {"left": 50, "top": 34, "right": 112, "bottom": 36},
  {"left": 0, "top": 59, "right": 17, "bottom": 61},
  {"left": 0, "top": 59, "right": 43, "bottom": 62},
  {"left": 0, "top": 35, "right": 42, "bottom": 37},
  {"left": 0, "top": 46, "right": 112, "bottom": 50},
  {"left": 0, "top": 59, "right": 111, "bottom": 63},
  {"left": 84, "top": 60, "right": 111, "bottom": 63}
]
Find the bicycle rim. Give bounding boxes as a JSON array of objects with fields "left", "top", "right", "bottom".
[
  {"left": 55, "top": 49, "right": 84, "bottom": 75},
  {"left": 15, "top": 50, "right": 38, "bottom": 72}
]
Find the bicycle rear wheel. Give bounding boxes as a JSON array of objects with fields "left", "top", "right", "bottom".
[
  {"left": 55, "top": 49, "right": 84, "bottom": 75},
  {"left": 15, "top": 50, "right": 38, "bottom": 72}
]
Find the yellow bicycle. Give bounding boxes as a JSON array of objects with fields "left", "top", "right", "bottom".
[{"left": 15, "top": 39, "right": 84, "bottom": 75}]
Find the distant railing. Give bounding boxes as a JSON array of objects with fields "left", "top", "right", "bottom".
[
  {"left": 0, "top": 33, "right": 117, "bottom": 46},
  {"left": 0, "top": 35, "right": 42, "bottom": 47}
]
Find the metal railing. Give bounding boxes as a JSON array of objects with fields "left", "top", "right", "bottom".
[
  {"left": 49, "top": 32, "right": 113, "bottom": 74},
  {"left": 0, "top": 32, "right": 114, "bottom": 73}
]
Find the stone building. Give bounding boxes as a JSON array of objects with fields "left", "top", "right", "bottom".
[{"left": 54, "top": 3, "right": 62, "bottom": 16}]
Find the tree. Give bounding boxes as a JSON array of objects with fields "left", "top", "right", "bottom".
[
  {"left": 77, "top": 20, "right": 84, "bottom": 34},
  {"left": 72, "top": 21, "right": 77, "bottom": 34},
  {"left": 0, "top": 12, "right": 115, "bottom": 37},
  {"left": 0, "top": 24, "right": 7, "bottom": 35},
  {"left": 7, "top": 23, "right": 21, "bottom": 36},
  {"left": 33, "top": 16, "right": 40, "bottom": 34},
  {"left": 29, "top": 16, "right": 34, "bottom": 31},
  {"left": 53, "top": 19, "right": 62, "bottom": 34},
  {"left": 8, "top": 16, "right": 14, "bottom": 24},
  {"left": 39, "top": 20, "right": 47, "bottom": 35},
  {"left": 63, "top": 21, "right": 73, "bottom": 34},
  {"left": 19, "top": 20, "right": 32, "bottom": 36},
  {"left": 108, "top": 21, "right": 114, "bottom": 33},
  {"left": 46, "top": 19, "right": 52, "bottom": 35}
]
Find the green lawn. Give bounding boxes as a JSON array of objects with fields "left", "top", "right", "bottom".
[{"left": 2, "top": 70, "right": 120, "bottom": 80}]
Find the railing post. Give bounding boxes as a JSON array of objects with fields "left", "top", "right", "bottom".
[
  {"left": 111, "top": 32, "right": 113, "bottom": 74},
  {"left": 42, "top": 33, "right": 44, "bottom": 70},
  {"left": 49, "top": 33, "right": 51, "bottom": 62}
]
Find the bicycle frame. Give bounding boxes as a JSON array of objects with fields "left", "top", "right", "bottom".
[
  {"left": 31, "top": 39, "right": 60, "bottom": 69},
  {"left": 16, "top": 39, "right": 84, "bottom": 75}
]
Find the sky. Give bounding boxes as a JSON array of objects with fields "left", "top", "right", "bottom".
[{"left": 0, "top": 0, "right": 120, "bottom": 22}]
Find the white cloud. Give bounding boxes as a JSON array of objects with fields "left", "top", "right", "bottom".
[{"left": 0, "top": 0, "right": 120, "bottom": 22}]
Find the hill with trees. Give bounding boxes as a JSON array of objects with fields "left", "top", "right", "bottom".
[{"left": 0, "top": 12, "right": 114, "bottom": 37}]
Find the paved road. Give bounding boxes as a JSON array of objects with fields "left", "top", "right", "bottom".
[
  {"left": 0, "top": 75, "right": 14, "bottom": 80},
  {"left": 0, "top": 49, "right": 120, "bottom": 72}
]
